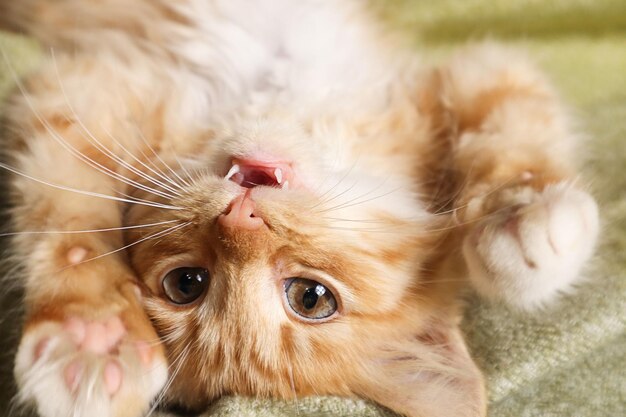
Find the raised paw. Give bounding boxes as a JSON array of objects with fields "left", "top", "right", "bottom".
[
  {"left": 463, "top": 183, "right": 599, "bottom": 309},
  {"left": 15, "top": 313, "right": 167, "bottom": 417}
]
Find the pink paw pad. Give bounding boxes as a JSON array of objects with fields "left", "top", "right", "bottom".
[
  {"left": 520, "top": 170, "right": 534, "bottom": 182},
  {"left": 63, "top": 359, "right": 83, "bottom": 393},
  {"left": 135, "top": 340, "right": 154, "bottom": 366},
  {"left": 103, "top": 360, "right": 122, "bottom": 395},
  {"left": 55, "top": 316, "right": 154, "bottom": 397},
  {"left": 33, "top": 338, "right": 50, "bottom": 362},
  {"left": 66, "top": 246, "right": 89, "bottom": 265}
]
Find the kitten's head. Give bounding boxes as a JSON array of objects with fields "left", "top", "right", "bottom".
[{"left": 124, "top": 115, "right": 448, "bottom": 409}]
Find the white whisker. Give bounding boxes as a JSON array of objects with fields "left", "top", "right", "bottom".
[
  {"left": 315, "top": 179, "right": 359, "bottom": 208},
  {"left": 319, "top": 179, "right": 393, "bottom": 213},
  {"left": 321, "top": 226, "right": 405, "bottom": 234},
  {"left": 172, "top": 153, "right": 194, "bottom": 187},
  {"left": 189, "top": 166, "right": 212, "bottom": 186},
  {"left": 433, "top": 174, "right": 519, "bottom": 216},
  {"left": 309, "top": 159, "right": 361, "bottom": 210},
  {"left": 113, "top": 188, "right": 172, "bottom": 207},
  {"left": 48, "top": 51, "right": 181, "bottom": 200},
  {"left": 100, "top": 126, "right": 187, "bottom": 196},
  {"left": 322, "top": 217, "right": 394, "bottom": 224},
  {"left": 1, "top": 50, "right": 178, "bottom": 203},
  {"left": 134, "top": 127, "right": 190, "bottom": 191},
  {"left": 96, "top": 126, "right": 183, "bottom": 196},
  {"left": 145, "top": 343, "right": 191, "bottom": 417},
  {"left": 0, "top": 219, "right": 181, "bottom": 237},
  {"left": 0, "top": 160, "right": 181, "bottom": 210},
  {"left": 56, "top": 221, "right": 191, "bottom": 271}
]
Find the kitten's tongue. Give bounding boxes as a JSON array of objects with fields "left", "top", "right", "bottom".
[{"left": 224, "top": 158, "right": 294, "bottom": 190}]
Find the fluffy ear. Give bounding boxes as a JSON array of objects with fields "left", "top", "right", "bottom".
[{"left": 350, "top": 321, "right": 486, "bottom": 417}]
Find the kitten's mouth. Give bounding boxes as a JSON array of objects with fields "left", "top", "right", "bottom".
[{"left": 224, "top": 158, "right": 294, "bottom": 190}]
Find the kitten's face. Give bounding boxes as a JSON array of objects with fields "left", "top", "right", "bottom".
[{"left": 124, "top": 118, "right": 437, "bottom": 409}]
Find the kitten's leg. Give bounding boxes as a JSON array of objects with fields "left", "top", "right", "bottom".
[
  {"left": 433, "top": 44, "right": 599, "bottom": 309},
  {"left": 5, "top": 64, "right": 168, "bottom": 416}
]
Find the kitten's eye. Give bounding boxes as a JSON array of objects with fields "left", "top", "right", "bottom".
[
  {"left": 285, "top": 278, "right": 337, "bottom": 320},
  {"left": 162, "top": 267, "right": 209, "bottom": 305}
]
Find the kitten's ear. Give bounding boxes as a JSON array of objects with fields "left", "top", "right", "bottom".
[{"left": 350, "top": 321, "right": 486, "bottom": 417}]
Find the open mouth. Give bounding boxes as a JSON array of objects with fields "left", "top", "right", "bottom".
[{"left": 224, "top": 158, "right": 293, "bottom": 189}]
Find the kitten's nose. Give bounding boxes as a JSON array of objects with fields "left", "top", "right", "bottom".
[{"left": 218, "top": 191, "right": 264, "bottom": 230}]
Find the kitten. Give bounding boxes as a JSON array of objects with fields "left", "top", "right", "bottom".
[{"left": 0, "top": 1, "right": 598, "bottom": 417}]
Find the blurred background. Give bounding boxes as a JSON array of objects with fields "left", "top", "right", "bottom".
[{"left": 1, "top": 1, "right": 624, "bottom": 416}]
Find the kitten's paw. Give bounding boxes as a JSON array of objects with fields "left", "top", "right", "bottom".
[
  {"left": 14, "top": 310, "right": 167, "bottom": 417},
  {"left": 463, "top": 183, "right": 599, "bottom": 309}
]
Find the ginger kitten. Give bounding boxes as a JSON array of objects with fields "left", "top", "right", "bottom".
[{"left": 0, "top": 1, "right": 598, "bottom": 416}]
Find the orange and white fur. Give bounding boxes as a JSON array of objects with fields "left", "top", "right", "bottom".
[{"left": 0, "top": 1, "right": 599, "bottom": 417}]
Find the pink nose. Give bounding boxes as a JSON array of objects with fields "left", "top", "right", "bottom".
[{"left": 218, "top": 191, "right": 264, "bottom": 230}]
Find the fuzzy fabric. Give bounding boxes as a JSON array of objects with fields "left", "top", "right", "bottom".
[{"left": 1, "top": 0, "right": 624, "bottom": 416}]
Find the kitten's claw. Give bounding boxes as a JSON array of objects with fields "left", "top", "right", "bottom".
[
  {"left": 463, "top": 183, "right": 599, "bottom": 309},
  {"left": 15, "top": 314, "right": 167, "bottom": 417}
]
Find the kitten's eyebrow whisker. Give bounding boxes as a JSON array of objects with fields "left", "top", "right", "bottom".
[
  {"left": 0, "top": 219, "right": 181, "bottom": 237},
  {"left": 55, "top": 221, "right": 191, "bottom": 273}
]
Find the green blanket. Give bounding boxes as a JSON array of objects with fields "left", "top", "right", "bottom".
[{"left": 1, "top": 1, "right": 624, "bottom": 416}]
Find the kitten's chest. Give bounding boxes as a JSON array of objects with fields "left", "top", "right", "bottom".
[{"left": 174, "top": 0, "right": 399, "bottom": 113}]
